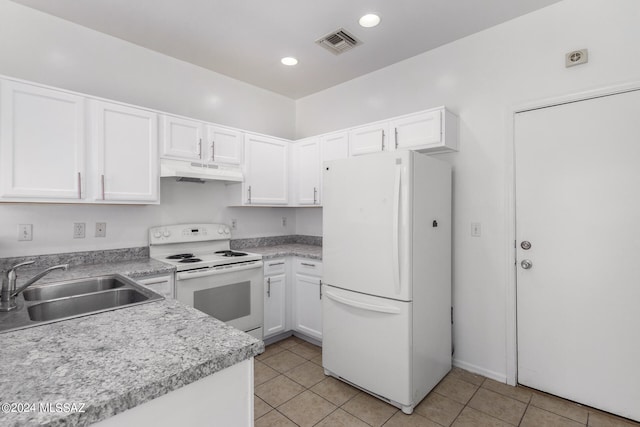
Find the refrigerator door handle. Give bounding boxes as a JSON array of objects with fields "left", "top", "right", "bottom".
[
  {"left": 325, "top": 289, "right": 401, "bottom": 314},
  {"left": 392, "top": 165, "right": 401, "bottom": 294}
]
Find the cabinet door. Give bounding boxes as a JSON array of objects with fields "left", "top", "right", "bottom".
[
  {"left": 244, "top": 133, "right": 289, "bottom": 205},
  {"left": 294, "top": 274, "right": 322, "bottom": 340},
  {"left": 294, "top": 138, "right": 320, "bottom": 205},
  {"left": 320, "top": 132, "right": 349, "bottom": 164},
  {"left": 348, "top": 122, "right": 389, "bottom": 156},
  {"left": 0, "top": 80, "right": 85, "bottom": 200},
  {"left": 160, "top": 115, "right": 202, "bottom": 161},
  {"left": 264, "top": 274, "right": 286, "bottom": 337},
  {"left": 205, "top": 125, "right": 242, "bottom": 165},
  {"left": 390, "top": 110, "right": 442, "bottom": 150},
  {"left": 91, "top": 100, "right": 159, "bottom": 203}
]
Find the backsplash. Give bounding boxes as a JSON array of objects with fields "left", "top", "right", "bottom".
[
  {"left": 0, "top": 247, "right": 149, "bottom": 271},
  {"left": 231, "top": 235, "right": 322, "bottom": 249}
]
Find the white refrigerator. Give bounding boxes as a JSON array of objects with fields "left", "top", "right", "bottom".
[{"left": 322, "top": 150, "right": 451, "bottom": 414}]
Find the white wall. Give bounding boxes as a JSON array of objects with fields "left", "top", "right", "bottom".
[
  {"left": 296, "top": 0, "right": 640, "bottom": 380},
  {"left": 0, "top": 180, "right": 296, "bottom": 257},
  {"left": 0, "top": 0, "right": 296, "bottom": 257}
]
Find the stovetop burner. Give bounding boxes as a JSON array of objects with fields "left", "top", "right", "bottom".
[
  {"left": 215, "top": 250, "right": 248, "bottom": 257},
  {"left": 179, "top": 258, "right": 203, "bottom": 263},
  {"left": 166, "top": 253, "right": 195, "bottom": 260}
]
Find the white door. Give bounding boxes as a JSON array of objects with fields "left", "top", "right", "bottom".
[
  {"left": 294, "top": 138, "right": 320, "bottom": 205},
  {"left": 264, "top": 274, "right": 286, "bottom": 337},
  {"left": 91, "top": 100, "right": 159, "bottom": 203},
  {"left": 294, "top": 274, "right": 322, "bottom": 340},
  {"left": 205, "top": 125, "right": 242, "bottom": 165},
  {"left": 516, "top": 89, "right": 640, "bottom": 421},
  {"left": 323, "top": 151, "right": 411, "bottom": 301},
  {"left": 243, "top": 133, "right": 289, "bottom": 205},
  {"left": 0, "top": 80, "right": 85, "bottom": 200},
  {"left": 349, "top": 122, "right": 389, "bottom": 156},
  {"left": 323, "top": 285, "right": 411, "bottom": 405},
  {"left": 160, "top": 115, "right": 202, "bottom": 161}
]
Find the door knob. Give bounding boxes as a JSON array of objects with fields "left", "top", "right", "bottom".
[
  {"left": 521, "top": 241, "right": 532, "bottom": 250},
  {"left": 520, "top": 260, "right": 533, "bottom": 269}
]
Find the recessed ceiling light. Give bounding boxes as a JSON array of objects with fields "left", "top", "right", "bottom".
[
  {"left": 359, "top": 14, "right": 380, "bottom": 28},
  {"left": 281, "top": 57, "right": 298, "bottom": 66}
]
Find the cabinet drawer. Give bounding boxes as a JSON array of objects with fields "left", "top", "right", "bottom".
[
  {"left": 294, "top": 258, "right": 323, "bottom": 277},
  {"left": 264, "top": 258, "right": 287, "bottom": 276}
]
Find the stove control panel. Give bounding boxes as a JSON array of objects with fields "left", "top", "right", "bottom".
[{"left": 149, "top": 223, "right": 231, "bottom": 245}]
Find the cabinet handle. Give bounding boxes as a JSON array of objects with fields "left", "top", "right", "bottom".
[
  {"left": 268, "top": 262, "right": 285, "bottom": 266},
  {"left": 101, "top": 174, "right": 105, "bottom": 200},
  {"left": 211, "top": 140, "right": 215, "bottom": 162},
  {"left": 301, "top": 262, "right": 316, "bottom": 267},
  {"left": 140, "top": 280, "right": 168, "bottom": 286},
  {"left": 247, "top": 185, "right": 252, "bottom": 204},
  {"left": 319, "top": 279, "right": 322, "bottom": 300},
  {"left": 267, "top": 277, "right": 271, "bottom": 297},
  {"left": 382, "top": 130, "right": 386, "bottom": 151},
  {"left": 77, "top": 172, "right": 82, "bottom": 199},
  {"left": 198, "top": 138, "right": 202, "bottom": 158},
  {"left": 313, "top": 187, "right": 317, "bottom": 204},
  {"left": 395, "top": 127, "right": 399, "bottom": 149}
]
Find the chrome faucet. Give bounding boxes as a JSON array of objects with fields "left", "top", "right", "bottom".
[{"left": 0, "top": 261, "right": 69, "bottom": 312}]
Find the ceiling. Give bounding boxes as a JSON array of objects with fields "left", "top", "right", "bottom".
[{"left": 11, "top": 0, "right": 563, "bottom": 99}]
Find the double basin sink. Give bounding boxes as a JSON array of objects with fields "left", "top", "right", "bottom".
[{"left": 0, "top": 275, "right": 163, "bottom": 333}]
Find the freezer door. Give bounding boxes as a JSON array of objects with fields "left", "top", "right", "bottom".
[
  {"left": 322, "top": 286, "right": 412, "bottom": 405},
  {"left": 323, "top": 152, "right": 411, "bottom": 301}
]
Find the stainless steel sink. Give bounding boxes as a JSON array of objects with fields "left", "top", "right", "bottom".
[
  {"left": 28, "top": 288, "right": 151, "bottom": 321},
  {"left": 0, "top": 274, "right": 163, "bottom": 333},
  {"left": 22, "top": 276, "right": 127, "bottom": 301}
]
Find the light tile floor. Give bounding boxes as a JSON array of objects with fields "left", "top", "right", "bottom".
[{"left": 254, "top": 336, "right": 640, "bottom": 427}]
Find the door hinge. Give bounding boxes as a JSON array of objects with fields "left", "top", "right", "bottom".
[{"left": 451, "top": 306, "right": 454, "bottom": 324}]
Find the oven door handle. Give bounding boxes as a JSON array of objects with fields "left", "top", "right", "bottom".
[{"left": 177, "top": 261, "right": 263, "bottom": 280}]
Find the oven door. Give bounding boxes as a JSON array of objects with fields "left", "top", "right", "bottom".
[{"left": 176, "top": 261, "right": 264, "bottom": 339}]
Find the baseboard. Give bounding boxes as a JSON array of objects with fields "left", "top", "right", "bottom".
[
  {"left": 453, "top": 358, "right": 507, "bottom": 383},
  {"left": 292, "top": 331, "right": 322, "bottom": 347}
]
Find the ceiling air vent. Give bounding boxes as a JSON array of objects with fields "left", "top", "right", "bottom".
[{"left": 315, "top": 28, "right": 361, "bottom": 55}]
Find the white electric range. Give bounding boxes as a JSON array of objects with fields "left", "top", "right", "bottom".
[{"left": 149, "top": 223, "right": 264, "bottom": 339}]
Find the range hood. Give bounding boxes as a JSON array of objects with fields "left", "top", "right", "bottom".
[{"left": 160, "top": 158, "right": 243, "bottom": 183}]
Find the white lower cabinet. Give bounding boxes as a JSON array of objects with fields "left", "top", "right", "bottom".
[
  {"left": 263, "top": 258, "right": 287, "bottom": 339},
  {"left": 263, "top": 257, "right": 323, "bottom": 341},
  {"left": 293, "top": 258, "right": 323, "bottom": 341},
  {"left": 294, "top": 274, "right": 322, "bottom": 340}
]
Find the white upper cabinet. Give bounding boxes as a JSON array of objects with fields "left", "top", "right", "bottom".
[
  {"left": 293, "top": 138, "right": 320, "bottom": 205},
  {"left": 320, "top": 131, "right": 349, "bottom": 164},
  {"left": 90, "top": 100, "right": 159, "bottom": 203},
  {"left": 348, "top": 121, "right": 390, "bottom": 156},
  {"left": 389, "top": 107, "right": 458, "bottom": 153},
  {"left": 205, "top": 125, "right": 242, "bottom": 165},
  {"left": 243, "top": 133, "right": 289, "bottom": 205},
  {"left": 0, "top": 80, "right": 85, "bottom": 200},
  {"left": 160, "top": 115, "right": 203, "bottom": 161}
]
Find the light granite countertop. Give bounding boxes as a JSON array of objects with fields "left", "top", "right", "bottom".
[
  {"left": 0, "top": 259, "right": 264, "bottom": 427},
  {"left": 247, "top": 244, "right": 322, "bottom": 260}
]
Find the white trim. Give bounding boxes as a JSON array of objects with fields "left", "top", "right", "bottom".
[
  {"left": 453, "top": 358, "right": 506, "bottom": 383},
  {"left": 505, "top": 80, "right": 640, "bottom": 387}
]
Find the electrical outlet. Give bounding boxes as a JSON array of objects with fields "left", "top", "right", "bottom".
[
  {"left": 281, "top": 217, "right": 287, "bottom": 227},
  {"left": 95, "top": 222, "right": 107, "bottom": 238},
  {"left": 73, "top": 222, "right": 86, "bottom": 239},
  {"left": 471, "top": 222, "right": 481, "bottom": 237},
  {"left": 231, "top": 219, "right": 237, "bottom": 230},
  {"left": 18, "top": 224, "right": 33, "bottom": 241}
]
